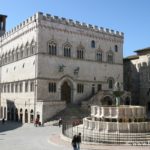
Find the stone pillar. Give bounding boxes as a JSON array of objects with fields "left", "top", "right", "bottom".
[{"left": 22, "top": 108, "right": 25, "bottom": 123}]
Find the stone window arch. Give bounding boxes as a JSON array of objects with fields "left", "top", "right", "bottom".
[
  {"left": 96, "top": 48, "right": 103, "bottom": 62},
  {"left": 19, "top": 82, "right": 23, "bottom": 92},
  {"left": 25, "top": 42, "right": 30, "bottom": 57},
  {"left": 5, "top": 53, "right": 7, "bottom": 64},
  {"left": 12, "top": 50, "right": 15, "bottom": 62},
  {"left": 7, "top": 51, "right": 11, "bottom": 63},
  {"left": 15, "top": 47, "right": 19, "bottom": 61},
  {"left": 30, "top": 81, "right": 34, "bottom": 92},
  {"left": 20, "top": 45, "right": 24, "bottom": 58},
  {"left": 63, "top": 42, "right": 71, "bottom": 57},
  {"left": 77, "top": 43, "right": 85, "bottom": 59},
  {"left": 25, "top": 81, "right": 28, "bottom": 92},
  {"left": 48, "top": 40, "right": 57, "bottom": 55},
  {"left": 107, "top": 77, "right": 114, "bottom": 89},
  {"left": 30, "top": 40, "right": 36, "bottom": 55},
  {"left": 107, "top": 50, "right": 114, "bottom": 63},
  {"left": 91, "top": 40, "right": 95, "bottom": 48},
  {"left": 11, "top": 83, "right": 14, "bottom": 93},
  {"left": 114, "top": 45, "right": 118, "bottom": 52}
]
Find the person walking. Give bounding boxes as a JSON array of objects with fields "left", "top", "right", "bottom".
[
  {"left": 76, "top": 133, "right": 81, "bottom": 150},
  {"left": 72, "top": 135, "right": 77, "bottom": 150}
]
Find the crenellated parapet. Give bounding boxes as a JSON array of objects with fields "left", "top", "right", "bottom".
[
  {"left": 0, "top": 13, "right": 38, "bottom": 42},
  {"left": 0, "top": 12, "right": 124, "bottom": 41},
  {"left": 40, "top": 12, "right": 124, "bottom": 37}
]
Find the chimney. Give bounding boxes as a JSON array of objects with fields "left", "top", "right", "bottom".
[{"left": 0, "top": 14, "right": 7, "bottom": 37}]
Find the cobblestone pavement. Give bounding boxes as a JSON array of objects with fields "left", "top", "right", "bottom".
[{"left": 0, "top": 121, "right": 150, "bottom": 150}]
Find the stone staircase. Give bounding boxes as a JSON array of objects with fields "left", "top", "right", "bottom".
[{"left": 51, "top": 104, "right": 90, "bottom": 122}]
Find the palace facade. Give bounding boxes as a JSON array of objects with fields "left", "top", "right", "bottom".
[{"left": 0, "top": 12, "right": 124, "bottom": 123}]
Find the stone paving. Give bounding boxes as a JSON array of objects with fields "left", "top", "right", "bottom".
[{"left": 0, "top": 121, "right": 150, "bottom": 150}]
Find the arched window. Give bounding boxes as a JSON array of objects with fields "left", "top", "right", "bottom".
[
  {"left": 12, "top": 51, "right": 14, "bottom": 62},
  {"left": 108, "top": 78, "right": 114, "bottom": 89},
  {"left": 5, "top": 53, "right": 7, "bottom": 63},
  {"left": 48, "top": 41, "right": 57, "bottom": 55},
  {"left": 20, "top": 45, "right": 24, "bottom": 58},
  {"left": 115, "top": 45, "right": 118, "bottom": 52},
  {"left": 15, "top": 83, "right": 18, "bottom": 93},
  {"left": 30, "top": 41, "right": 36, "bottom": 55},
  {"left": 30, "top": 81, "right": 34, "bottom": 92},
  {"left": 96, "top": 51, "right": 102, "bottom": 62},
  {"left": 91, "top": 40, "right": 95, "bottom": 48},
  {"left": 25, "top": 42, "right": 30, "bottom": 57},
  {"left": 16, "top": 50, "right": 19, "bottom": 61},
  {"left": 107, "top": 52, "right": 113, "bottom": 63},
  {"left": 77, "top": 43, "right": 85, "bottom": 59},
  {"left": 77, "top": 49, "right": 84, "bottom": 59},
  {"left": 19, "top": 82, "right": 23, "bottom": 92},
  {"left": 7, "top": 52, "right": 10, "bottom": 63},
  {"left": 64, "top": 44, "right": 71, "bottom": 57},
  {"left": 11, "top": 83, "right": 14, "bottom": 93}
]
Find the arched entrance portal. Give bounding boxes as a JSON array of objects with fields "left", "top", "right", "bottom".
[{"left": 61, "top": 81, "right": 71, "bottom": 103}]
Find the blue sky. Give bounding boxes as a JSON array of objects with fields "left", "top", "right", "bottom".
[{"left": 1, "top": 0, "right": 150, "bottom": 57}]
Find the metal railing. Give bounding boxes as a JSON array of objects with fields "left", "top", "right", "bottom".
[{"left": 62, "top": 120, "right": 150, "bottom": 145}]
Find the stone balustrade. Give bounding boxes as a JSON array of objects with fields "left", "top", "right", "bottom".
[
  {"left": 91, "top": 105, "right": 146, "bottom": 119},
  {"left": 83, "top": 117, "right": 150, "bottom": 133}
]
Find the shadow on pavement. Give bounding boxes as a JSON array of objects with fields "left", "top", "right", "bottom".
[{"left": 0, "top": 121, "right": 23, "bottom": 133}]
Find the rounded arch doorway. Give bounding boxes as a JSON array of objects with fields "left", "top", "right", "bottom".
[{"left": 61, "top": 81, "right": 71, "bottom": 103}]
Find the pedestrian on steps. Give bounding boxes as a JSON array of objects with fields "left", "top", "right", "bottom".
[{"left": 72, "top": 135, "right": 77, "bottom": 150}]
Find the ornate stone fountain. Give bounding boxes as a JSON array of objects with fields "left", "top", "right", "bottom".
[
  {"left": 83, "top": 105, "right": 150, "bottom": 133},
  {"left": 82, "top": 82, "right": 150, "bottom": 143}
]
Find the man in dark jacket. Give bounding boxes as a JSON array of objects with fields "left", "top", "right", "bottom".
[
  {"left": 76, "top": 133, "right": 81, "bottom": 150},
  {"left": 72, "top": 135, "right": 77, "bottom": 150}
]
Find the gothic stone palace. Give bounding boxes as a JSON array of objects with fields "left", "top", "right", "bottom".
[{"left": 0, "top": 12, "right": 124, "bottom": 123}]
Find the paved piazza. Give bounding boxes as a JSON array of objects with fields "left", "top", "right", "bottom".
[{"left": 0, "top": 121, "right": 150, "bottom": 150}]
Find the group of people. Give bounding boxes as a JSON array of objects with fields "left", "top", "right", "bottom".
[
  {"left": 34, "top": 118, "right": 41, "bottom": 127},
  {"left": 72, "top": 133, "right": 81, "bottom": 150}
]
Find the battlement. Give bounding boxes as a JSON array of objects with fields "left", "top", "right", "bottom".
[{"left": 0, "top": 12, "right": 124, "bottom": 41}]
